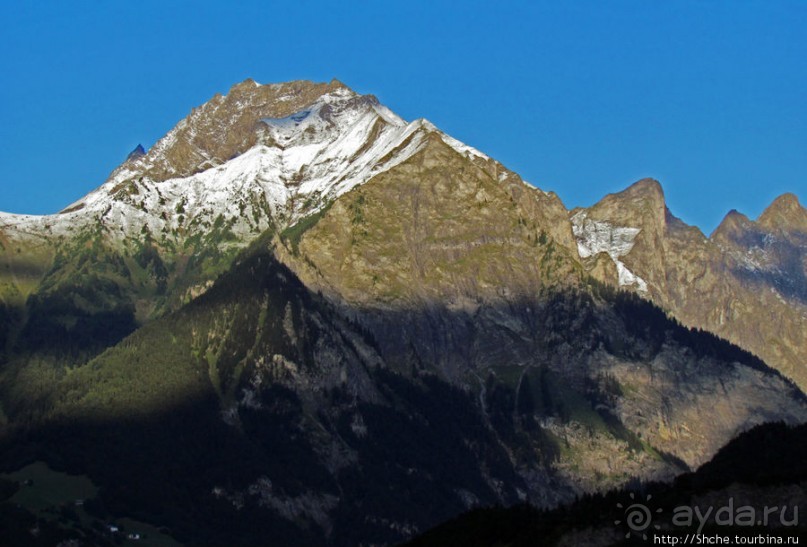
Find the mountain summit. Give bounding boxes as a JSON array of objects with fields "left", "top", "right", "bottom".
[
  {"left": 4, "top": 79, "right": 491, "bottom": 249},
  {"left": 125, "top": 143, "right": 146, "bottom": 161},
  {"left": 0, "top": 79, "right": 805, "bottom": 546},
  {"left": 758, "top": 192, "right": 807, "bottom": 232}
]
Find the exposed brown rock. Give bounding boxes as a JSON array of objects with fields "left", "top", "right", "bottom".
[
  {"left": 758, "top": 193, "right": 807, "bottom": 233},
  {"left": 120, "top": 79, "right": 350, "bottom": 182},
  {"left": 285, "top": 135, "right": 582, "bottom": 307},
  {"left": 572, "top": 183, "right": 807, "bottom": 391}
]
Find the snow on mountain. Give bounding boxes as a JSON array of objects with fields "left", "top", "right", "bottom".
[
  {"left": 570, "top": 211, "right": 648, "bottom": 291},
  {"left": 0, "top": 82, "right": 486, "bottom": 246}
]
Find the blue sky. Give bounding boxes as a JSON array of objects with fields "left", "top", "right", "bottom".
[{"left": 0, "top": 1, "right": 804, "bottom": 233}]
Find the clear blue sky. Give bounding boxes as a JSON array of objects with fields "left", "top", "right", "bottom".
[{"left": 1, "top": 1, "right": 804, "bottom": 233}]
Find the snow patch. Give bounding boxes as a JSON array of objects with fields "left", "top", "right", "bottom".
[
  {"left": 419, "top": 119, "right": 489, "bottom": 161},
  {"left": 571, "top": 211, "right": 648, "bottom": 292},
  {"left": 0, "top": 86, "right": 498, "bottom": 254}
]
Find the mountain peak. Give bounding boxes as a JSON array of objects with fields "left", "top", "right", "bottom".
[
  {"left": 111, "top": 78, "right": 366, "bottom": 184},
  {"left": 758, "top": 193, "right": 807, "bottom": 232},
  {"left": 125, "top": 144, "right": 146, "bottom": 162},
  {"left": 229, "top": 77, "right": 259, "bottom": 91},
  {"left": 711, "top": 208, "right": 755, "bottom": 243},
  {"left": 223, "top": 78, "right": 353, "bottom": 103},
  {"left": 328, "top": 77, "right": 349, "bottom": 89},
  {"left": 621, "top": 178, "right": 665, "bottom": 202},
  {"left": 586, "top": 177, "right": 666, "bottom": 225},
  {"left": 45, "top": 76, "right": 437, "bottom": 238},
  {"left": 226, "top": 78, "right": 355, "bottom": 102},
  {"left": 717, "top": 208, "right": 752, "bottom": 226}
]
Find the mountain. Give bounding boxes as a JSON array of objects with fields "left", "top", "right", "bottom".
[
  {"left": 0, "top": 79, "right": 491, "bottom": 325},
  {"left": 571, "top": 182, "right": 807, "bottom": 390},
  {"left": 0, "top": 79, "right": 805, "bottom": 545}
]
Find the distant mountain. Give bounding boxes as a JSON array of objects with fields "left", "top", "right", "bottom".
[
  {"left": 571, "top": 182, "right": 807, "bottom": 390},
  {"left": 0, "top": 79, "right": 804, "bottom": 545}
]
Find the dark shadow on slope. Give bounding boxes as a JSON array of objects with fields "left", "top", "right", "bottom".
[
  {"left": 725, "top": 230, "right": 807, "bottom": 305},
  {"left": 1, "top": 394, "right": 326, "bottom": 547},
  {"left": 405, "top": 422, "right": 807, "bottom": 547},
  {"left": 730, "top": 261, "right": 807, "bottom": 305},
  {"left": 350, "top": 279, "right": 796, "bottom": 389},
  {"left": 0, "top": 249, "right": 534, "bottom": 546},
  {"left": 18, "top": 292, "right": 137, "bottom": 359},
  {"left": 1, "top": 244, "right": 804, "bottom": 546},
  {"left": 0, "top": 301, "right": 18, "bottom": 361}
]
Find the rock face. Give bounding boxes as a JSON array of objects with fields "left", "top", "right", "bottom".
[
  {"left": 713, "top": 193, "right": 807, "bottom": 305},
  {"left": 285, "top": 135, "right": 579, "bottom": 308},
  {"left": 118, "top": 79, "right": 350, "bottom": 183},
  {"left": 0, "top": 79, "right": 804, "bottom": 545},
  {"left": 571, "top": 183, "right": 807, "bottom": 391},
  {"left": 275, "top": 140, "right": 806, "bottom": 477}
]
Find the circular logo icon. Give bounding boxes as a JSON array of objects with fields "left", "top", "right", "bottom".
[{"left": 615, "top": 492, "right": 663, "bottom": 540}]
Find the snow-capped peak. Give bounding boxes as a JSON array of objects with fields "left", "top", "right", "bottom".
[{"left": 1, "top": 80, "right": 488, "bottom": 246}]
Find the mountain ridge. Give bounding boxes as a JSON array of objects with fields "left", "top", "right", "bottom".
[
  {"left": 1, "top": 79, "right": 804, "bottom": 387},
  {"left": 1, "top": 78, "right": 804, "bottom": 385},
  {"left": 1, "top": 81, "right": 800, "bottom": 244},
  {"left": 0, "top": 78, "right": 805, "bottom": 545}
]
